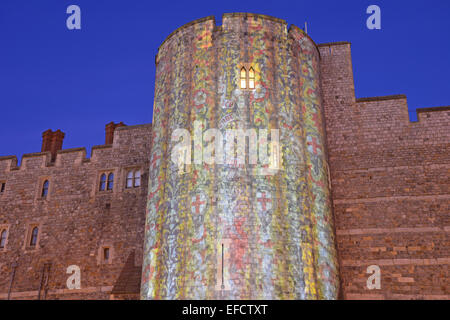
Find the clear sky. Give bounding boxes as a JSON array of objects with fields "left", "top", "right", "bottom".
[{"left": 1, "top": 0, "right": 449, "bottom": 161}]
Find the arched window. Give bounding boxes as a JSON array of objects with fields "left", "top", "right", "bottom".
[
  {"left": 126, "top": 171, "right": 134, "bottom": 188},
  {"left": 99, "top": 173, "right": 106, "bottom": 191},
  {"left": 248, "top": 67, "right": 255, "bottom": 89},
  {"left": 30, "top": 227, "right": 39, "bottom": 247},
  {"left": 240, "top": 67, "right": 247, "bottom": 89},
  {"left": 41, "top": 180, "right": 49, "bottom": 198},
  {"left": 107, "top": 173, "right": 114, "bottom": 191},
  {"left": 0, "top": 229, "right": 7, "bottom": 248}
]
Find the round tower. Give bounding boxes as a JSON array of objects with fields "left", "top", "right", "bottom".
[{"left": 141, "top": 13, "right": 339, "bottom": 299}]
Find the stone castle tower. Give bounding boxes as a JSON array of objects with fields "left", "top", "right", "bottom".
[
  {"left": 141, "top": 13, "right": 339, "bottom": 299},
  {"left": 1, "top": 12, "right": 448, "bottom": 301}
]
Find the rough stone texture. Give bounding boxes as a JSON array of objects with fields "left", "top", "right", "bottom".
[
  {"left": 319, "top": 42, "right": 449, "bottom": 300},
  {"left": 0, "top": 13, "right": 448, "bottom": 300},
  {"left": 0, "top": 124, "right": 151, "bottom": 300},
  {"left": 142, "top": 13, "right": 338, "bottom": 300}
]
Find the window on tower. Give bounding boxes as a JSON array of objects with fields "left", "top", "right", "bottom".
[
  {"left": 240, "top": 67, "right": 247, "bottom": 89},
  {"left": 239, "top": 65, "right": 256, "bottom": 90},
  {"left": 248, "top": 67, "right": 255, "bottom": 89}
]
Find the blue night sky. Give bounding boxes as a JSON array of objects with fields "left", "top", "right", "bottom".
[{"left": 1, "top": 0, "right": 449, "bottom": 161}]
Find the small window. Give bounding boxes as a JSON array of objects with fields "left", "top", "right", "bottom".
[
  {"left": 41, "top": 180, "right": 49, "bottom": 198},
  {"left": 107, "top": 173, "right": 114, "bottom": 190},
  {"left": 240, "top": 67, "right": 247, "bottom": 89},
  {"left": 0, "top": 229, "right": 7, "bottom": 248},
  {"left": 99, "top": 173, "right": 106, "bottom": 191},
  {"left": 248, "top": 67, "right": 255, "bottom": 89},
  {"left": 103, "top": 247, "right": 110, "bottom": 262},
  {"left": 30, "top": 227, "right": 39, "bottom": 247},
  {"left": 134, "top": 170, "right": 141, "bottom": 187},
  {"left": 126, "top": 171, "right": 134, "bottom": 188},
  {"left": 126, "top": 170, "right": 142, "bottom": 188},
  {"left": 0, "top": 182, "right": 5, "bottom": 193}
]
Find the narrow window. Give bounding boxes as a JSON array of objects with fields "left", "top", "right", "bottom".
[
  {"left": 134, "top": 170, "right": 141, "bottom": 187},
  {"left": 240, "top": 67, "right": 247, "bottom": 89},
  {"left": 0, "top": 182, "right": 5, "bottom": 193},
  {"left": 107, "top": 173, "right": 114, "bottom": 191},
  {"left": 41, "top": 180, "right": 49, "bottom": 198},
  {"left": 126, "top": 171, "right": 134, "bottom": 189},
  {"left": 30, "top": 227, "right": 39, "bottom": 247},
  {"left": 248, "top": 67, "right": 255, "bottom": 89},
  {"left": 103, "top": 247, "right": 110, "bottom": 262},
  {"left": 0, "top": 229, "right": 7, "bottom": 248},
  {"left": 99, "top": 173, "right": 106, "bottom": 191}
]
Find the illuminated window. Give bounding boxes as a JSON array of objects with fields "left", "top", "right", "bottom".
[
  {"left": 240, "top": 67, "right": 247, "bottom": 89},
  {"left": 41, "top": 180, "right": 49, "bottom": 198},
  {"left": 0, "top": 229, "right": 7, "bottom": 248},
  {"left": 248, "top": 67, "right": 255, "bottom": 89},
  {"left": 239, "top": 66, "right": 256, "bottom": 89},
  {"left": 30, "top": 227, "right": 39, "bottom": 247}
]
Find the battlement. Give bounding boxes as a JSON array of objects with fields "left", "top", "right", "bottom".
[
  {"left": 156, "top": 12, "right": 317, "bottom": 64},
  {"left": 0, "top": 123, "right": 152, "bottom": 173},
  {"left": 356, "top": 94, "right": 450, "bottom": 129}
]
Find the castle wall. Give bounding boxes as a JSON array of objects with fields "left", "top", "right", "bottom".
[
  {"left": 319, "top": 42, "right": 450, "bottom": 299},
  {"left": 1, "top": 13, "right": 448, "bottom": 301},
  {"left": 0, "top": 124, "right": 151, "bottom": 300},
  {"left": 142, "top": 13, "right": 339, "bottom": 300}
]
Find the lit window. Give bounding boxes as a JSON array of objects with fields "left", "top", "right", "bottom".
[
  {"left": 0, "top": 229, "right": 7, "bottom": 248},
  {"left": 248, "top": 67, "right": 255, "bottom": 89},
  {"left": 30, "top": 227, "right": 39, "bottom": 247},
  {"left": 99, "top": 173, "right": 106, "bottom": 191},
  {"left": 41, "top": 180, "right": 49, "bottom": 198},
  {"left": 107, "top": 173, "right": 114, "bottom": 191},
  {"left": 240, "top": 67, "right": 247, "bottom": 89},
  {"left": 0, "top": 182, "right": 5, "bottom": 193}
]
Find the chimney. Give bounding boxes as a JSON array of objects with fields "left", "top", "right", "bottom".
[
  {"left": 105, "top": 122, "right": 126, "bottom": 145},
  {"left": 41, "top": 129, "right": 65, "bottom": 161}
]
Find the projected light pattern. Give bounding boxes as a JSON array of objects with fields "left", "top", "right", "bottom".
[{"left": 141, "top": 13, "right": 339, "bottom": 300}]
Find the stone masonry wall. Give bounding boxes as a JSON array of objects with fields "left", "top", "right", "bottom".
[
  {"left": 0, "top": 124, "right": 151, "bottom": 300},
  {"left": 319, "top": 42, "right": 449, "bottom": 299}
]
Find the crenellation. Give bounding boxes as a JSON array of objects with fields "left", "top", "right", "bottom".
[
  {"left": 0, "top": 13, "right": 448, "bottom": 300},
  {"left": 321, "top": 38, "right": 449, "bottom": 299},
  {"left": 0, "top": 122, "right": 151, "bottom": 300}
]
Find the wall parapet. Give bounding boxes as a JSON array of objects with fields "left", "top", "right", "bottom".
[{"left": 0, "top": 123, "right": 152, "bottom": 173}]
